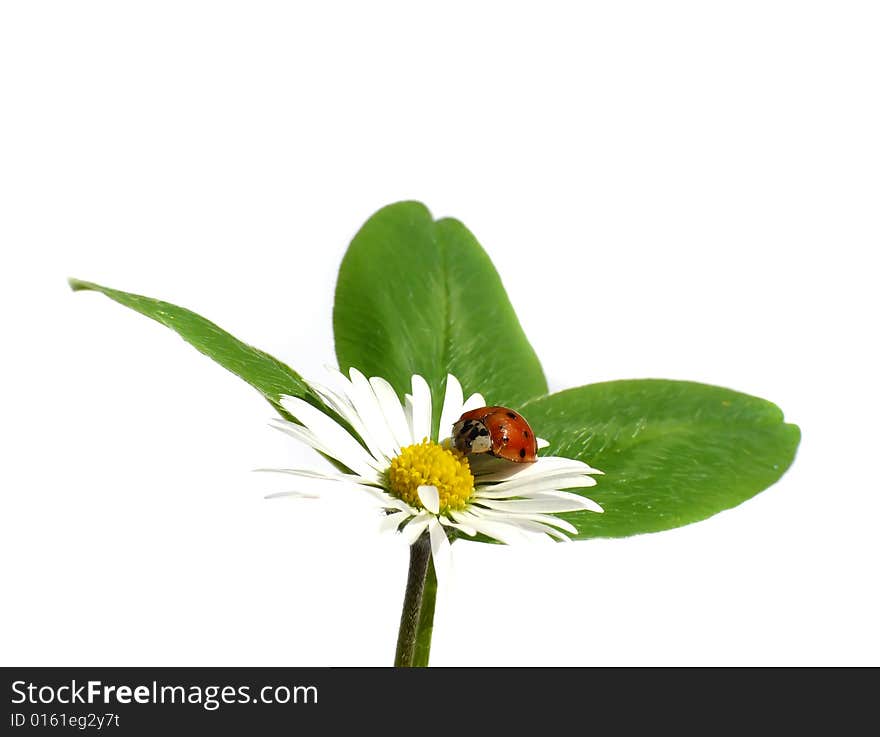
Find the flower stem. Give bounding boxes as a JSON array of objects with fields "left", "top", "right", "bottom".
[
  {"left": 412, "top": 554, "right": 437, "bottom": 667},
  {"left": 394, "top": 531, "right": 437, "bottom": 667}
]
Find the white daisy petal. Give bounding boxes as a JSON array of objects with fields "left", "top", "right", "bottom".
[
  {"left": 439, "top": 516, "right": 478, "bottom": 537},
  {"left": 506, "top": 518, "right": 570, "bottom": 541},
  {"left": 471, "top": 507, "right": 575, "bottom": 540},
  {"left": 474, "top": 475, "right": 598, "bottom": 498},
  {"left": 473, "top": 496, "right": 602, "bottom": 514},
  {"left": 528, "top": 474, "right": 599, "bottom": 491},
  {"left": 417, "top": 485, "right": 440, "bottom": 515},
  {"left": 369, "top": 376, "right": 412, "bottom": 450},
  {"left": 253, "top": 467, "right": 372, "bottom": 484},
  {"left": 305, "top": 379, "right": 360, "bottom": 427},
  {"left": 269, "top": 419, "right": 387, "bottom": 485},
  {"left": 523, "top": 489, "right": 603, "bottom": 504},
  {"left": 279, "top": 395, "right": 381, "bottom": 478},
  {"left": 305, "top": 379, "right": 378, "bottom": 456},
  {"left": 536, "top": 437, "right": 550, "bottom": 449},
  {"left": 477, "top": 468, "right": 595, "bottom": 491},
  {"left": 460, "top": 392, "right": 487, "bottom": 414},
  {"left": 347, "top": 368, "right": 399, "bottom": 461},
  {"left": 257, "top": 473, "right": 372, "bottom": 494},
  {"left": 401, "top": 514, "right": 431, "bottom": 545},
  {"left": 361, "top": 486, "right": 415, "bottom": 513},
  {"left": 409, "top": 375, "right": 433, "bottom": 442},
  {"left": 404, "top": 394, "right": 416, "bottom": 444},
  {"left": 269, "top": 418, "right": 330, "bottom": 455},
  {"left": 321, "top": 364, "right": 355, "bottom": 390},
  {"left": 264, "top": 490, "right": 321, "bottom": 500},
  {"left": 451, "top": 510, "right": 533, "bottom": 545},
  {"left": 379, "top": 510, "right": 411, "bottom": 534},
  {"left": 437, "top": 374, "right": 464, "bottom": 442},
  {"left": 310, "top": 374, "right": 390, "bottom": 466},
  {"left": 510, "top": 512, "right": 579, "bottom": 535},
  {"left": 474, "top": 455, "right": 602, "bottom": 483},
  {"left": 428, "top": 518, "right": 451, "bottom": 584},
  {"left": 533, "top": 490, "right": 603, "bottom": 513}
]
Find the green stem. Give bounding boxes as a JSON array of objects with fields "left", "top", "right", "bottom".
[
  {"left": 393, "top": 531, "right": 437, "bottom": 667},
  {"left": 411, "top": 555, "right": 437, "bottom": 667}
]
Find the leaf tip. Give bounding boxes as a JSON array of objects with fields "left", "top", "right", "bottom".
[
  {"left": 783, "top": 420, "right": 802, "bottom": 452},
  {"left": 68, "top": 278, "right": 95, "bottom": 293}
]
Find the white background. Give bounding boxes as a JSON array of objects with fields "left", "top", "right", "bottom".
[{"left": 2, "top": 2, "right": 878, "bottom": 666}]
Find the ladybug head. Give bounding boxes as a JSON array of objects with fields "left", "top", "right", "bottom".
[{"left": 452, "top": 418, "right": 492, "bottom": 455}]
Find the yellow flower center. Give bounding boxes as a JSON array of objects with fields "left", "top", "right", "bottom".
[{"left": 387, "top": 440, "right": 475, "bottom": 513}]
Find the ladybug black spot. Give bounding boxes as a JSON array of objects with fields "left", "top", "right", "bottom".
[
  {"left": 523, "top": 430, "right": 530, "bottom": 438},
  {"left": 507, "top": 412, "right": 517, "bottom": 419},
  {"left": 519, "top": 448, "right": 526, "bottom": 458}
]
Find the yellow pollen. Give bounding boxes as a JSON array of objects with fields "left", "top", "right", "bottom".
[{"left": 387, "top": 440, "right": 475, "bottom": 513}]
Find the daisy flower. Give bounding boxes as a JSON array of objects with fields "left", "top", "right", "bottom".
[{"left": 260, "top": 368, "right": 603, "bottom": 575}]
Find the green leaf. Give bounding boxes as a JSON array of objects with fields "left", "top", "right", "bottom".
[
  {"left": 333, "top": 201, "right": 547, "bottom": 430},
  {"left": 522, "top": 380, "right": 801, "bottom": 538},
  {"left": 68, "top": 278, "right": 319, "bottom": 419}
]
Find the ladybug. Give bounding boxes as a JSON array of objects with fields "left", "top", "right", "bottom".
[{"left": 452, "top": 406, "right": 538, "bottom": 463}]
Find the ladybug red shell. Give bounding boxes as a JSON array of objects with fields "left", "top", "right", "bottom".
[{"left": 452, "top": 406, "right": 538, "bottom": 463}]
